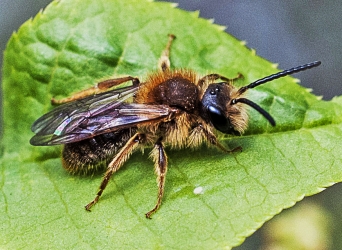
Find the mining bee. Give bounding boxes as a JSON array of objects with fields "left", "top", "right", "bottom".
[{"left": 30, "top": 34, "right": 321, "bottom": 218}]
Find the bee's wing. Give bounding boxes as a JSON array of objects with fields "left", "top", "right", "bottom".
[
  {"left": 31, "top": 85, "right": 138, "bottom": 136},
  {"left": 30, "top": 86, "right": 179, "bottom": 146}
]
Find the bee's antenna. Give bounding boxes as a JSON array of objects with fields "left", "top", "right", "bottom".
[
  {"left": 237, "top": 61, "right": 321, "bottom": 95},
  {"left": 231, "top": 61, "right": 321, "bottom": 126},
  {"left": 232, "top": 98, "right": 276, "bottom": 126}
]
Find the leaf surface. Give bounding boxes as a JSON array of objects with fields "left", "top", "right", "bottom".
[{"left": 1, "top": 0, "right": 342, "bottom": 249}]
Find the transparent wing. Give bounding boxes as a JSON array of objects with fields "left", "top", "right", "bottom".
[{"left": 30, "top": 85, "right": 179, "bottom": 146}]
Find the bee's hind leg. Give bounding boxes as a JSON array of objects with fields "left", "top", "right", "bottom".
[
  {"left": 51, "top": 76, "right": 140, "bottom": 105},
  {"left": 84, "top": 133, "right": 144, "bottom": 211}
]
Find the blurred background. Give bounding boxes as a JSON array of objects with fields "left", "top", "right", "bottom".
[{"left": 1, "top": 0, "right": 341, "bottom": 249}]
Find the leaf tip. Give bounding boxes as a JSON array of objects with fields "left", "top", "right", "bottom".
[
  {"left": 207, "top": 18, "right": 215, "bottom": 24},
  {"left": 240, "top": 40, "right": 247, "bottom": 46},
  {"left": 271, "top": 63, "right": 279, "bottom": 69},
  {"left": 305, "top": 87, "right": 313, "bottom": 93},
  {"left": 205, "top": 17, "right": 227, "bottom": 31},
  {"left": 216, "top": 24, "right": 227, "bottom": 31},
  {"left": 189, "top": 10, "right": 200, "bottom": 18},
  {"left": 317, "top": 186, "right": 327, "bottom": 192},
  {"left": 169, "top": 2, "right": 179, "bottom": 8}
]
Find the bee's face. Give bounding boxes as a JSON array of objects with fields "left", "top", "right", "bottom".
[{"left": 201, "top": 83, "right": 247, "bottom": 135}]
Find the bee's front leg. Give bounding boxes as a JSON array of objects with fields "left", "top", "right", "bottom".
[
  {"left": 196, "top": 123, "right": 242, "bottom": 153},
  {"left": 146, "top": 137, "right": 168, "bottom": 219}
]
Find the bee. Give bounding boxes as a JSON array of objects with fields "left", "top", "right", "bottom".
[{"left": 30, "top": 34, "right": 321, "bottom": 218}]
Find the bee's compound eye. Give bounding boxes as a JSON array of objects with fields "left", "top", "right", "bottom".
[
  {"left": 207, "top": 105, "right": 239, "bottom": 135},
  {"left": 207, "top": 106, "right": 228, "bottom": 131}
]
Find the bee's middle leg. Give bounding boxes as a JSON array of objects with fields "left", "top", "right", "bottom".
[
  {"left": 145, "top": 137, "right": 168, "bottom": 219},
  {"left": 198, "top": 73, "right": 244, "bottom": 87}
]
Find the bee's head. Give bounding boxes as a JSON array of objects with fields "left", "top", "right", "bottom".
[
  {"left": 200, "top": 82, "right": 264, "bottom": 135},
  {"left": 200, "top": 61, "right": 321, "bottom": 135}
]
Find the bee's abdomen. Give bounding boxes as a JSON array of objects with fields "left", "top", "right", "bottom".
[{"left": 62, "top": 128, "right": 136, "bottom": 174}]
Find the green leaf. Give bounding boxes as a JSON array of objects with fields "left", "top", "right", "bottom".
[{"left": 1, "top": 0, "right": 342, "bottom": 248}]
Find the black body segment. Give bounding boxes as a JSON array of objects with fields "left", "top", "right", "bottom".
[{"left": 62, "top": 128, "right": 136, "bottom": 174}]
